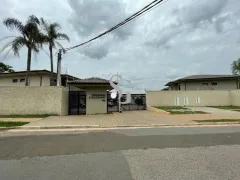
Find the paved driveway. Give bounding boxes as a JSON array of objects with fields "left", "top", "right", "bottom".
[
  {"left": 22, "top": 109, "right": 240, "bottom": 128},
  {"left": 23, "top": 111, "right": 186, "bottom": 127}
]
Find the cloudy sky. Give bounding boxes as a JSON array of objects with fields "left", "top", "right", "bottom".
[{"left": 0, "top": 0, "right": 240, "bottom": 91}]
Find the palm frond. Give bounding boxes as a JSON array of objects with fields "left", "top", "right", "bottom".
[
  {"left": 2, "top": 47, "right": 13, "bottom": 60},
  {"left": 0, "top": 36, "right": 17, "bottom": 42},
  {"left": 27, "top": 15, "right": 40, "bottom": 25},
  {"left": 50, "top": 23, "right": 61, "bottom": 31},
  {"left": 0, "top": 40, "right": 13, "bottom": 53},
  {"left": 56, "top": 33, "right": 70, "bottom": 41},
  {"left": 40, "top": 18, "right": 50, "bottom": 32},
  {"left": 11, "top": 37, "right": 27, "bottom": 57},
  {"left": 55, "top": 41, "right": 64, "bottom": 49},
  {"left": 3, "top": 18, "right": 25, "bottom": 34}
]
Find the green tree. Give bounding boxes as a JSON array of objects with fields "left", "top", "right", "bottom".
[
  {"left": 40, "top": 18, "right": 70, "bottom": 74},
  {"left": 0, "top": 62, "right": 14, "bottom": 72},
  {"left": 2, "top": 15, "right": 44, "bottom": 86},
  {"left": 231, "top": 58, "right": 240, "bottom": 75}
]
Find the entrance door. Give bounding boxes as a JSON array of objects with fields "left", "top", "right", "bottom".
[
  {"left": 68, "top": 91, "right": 86, "bottom": 115},
  {"left": 107, "top": 92, "right": 119, "bottom": 113}
]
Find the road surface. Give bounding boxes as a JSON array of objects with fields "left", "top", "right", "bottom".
[{"left": 0, "top": 126, "right": 240, "bottom": 180}]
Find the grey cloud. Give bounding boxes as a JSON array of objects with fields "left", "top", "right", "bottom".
[
  {"left": 82, "top": 45, "right": 109, "bottom": 59},
  {"left": 145, "top": 26, "right": 181, "bottom": 48},
  {"left": 146, "top": 0, "right": 230, "bottom": 49},
  {"left": 174, "top": 0, "right": 231, "bottom": 34},
  {"left": 178, "top": 0, "right": 228, "bottom": 26},
  {"left": 68, "top": 0, "right": 134, "bottom": 39},
  {"left": 67, "top": 0, "right": 135, "bottom": 59}
]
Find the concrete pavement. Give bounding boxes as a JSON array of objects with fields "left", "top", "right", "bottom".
[
  {"left": 21, "top": 110, "right": 240, "bottom": 129},
  {"left": 0, "top": 126, "right": 240, "bottom": 179}
]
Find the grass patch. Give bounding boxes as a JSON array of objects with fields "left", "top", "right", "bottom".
[
  {"left": 0, "top": 114, "right": 51, "bottom": 118},
  {"left": 0, "top": 121, "right": 29, "bottom": 127},
  {"left": 195, "top": 119, "right": 240, "bottom": 123},
  {"left": 169, "top": 111, "right": 209, "bottom": 115},
  {"left": 154, "top": 106, "right": 189, "bottom": 111},
  {"left": 233, "top": 110, "right": 240, "bottom": 112},
  {"left": 210, "top": 106, "right": 240, "bottom": 110}
]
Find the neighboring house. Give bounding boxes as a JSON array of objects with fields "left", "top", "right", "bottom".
[
  {"left": 0, "top": 70, "right": 80, "bottom": 87},
  {"left": 165, "top": 75, "right": 240, "bottom": 91}
]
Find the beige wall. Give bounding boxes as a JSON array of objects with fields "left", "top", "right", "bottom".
[
  {"left": 0, "top": 87, "right": 68, "bottom": 115},
  {"left": 0, "top": 75, "right": 51, "bottom": 86},
  {"left": 147, "top": 90, "right": 232, "bottom": 106},
  {"left": 86, "top": 88, "right": 107, "bottom": 115},
  {"left": 230, "top": 90, "right": 240, "bottom": 106},
  {"left": 61, "top": 87, "right": 69, "bottom": 115}
]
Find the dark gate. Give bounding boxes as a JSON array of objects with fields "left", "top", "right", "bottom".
[
  {"left": 107, "top": 92, "right": 119, "bottom": 113},
  {"left": 68, "top": 91, "right": 86, "bottom": 115},
  {"left": 107, "top": 93, "right": 146, "bottom": 113}
]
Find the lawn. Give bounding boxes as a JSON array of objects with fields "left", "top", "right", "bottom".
[
  {"left": 154, "top": 106, "right": 208, "bottom": 115},
  {"left": 195, "top": 119, "right": 240, "bottom": 123},
  {"left": 154, "top": 106, "right": 189, "bottom": 111},
  {"left": 210, "top": 106, "right": 240, "bottom": 110},
  {"left": 0, "top": 121, "right": 29, "bottom": 127},
  {"left": 0, "top": 114, "right": 51, "bottom": 118}
]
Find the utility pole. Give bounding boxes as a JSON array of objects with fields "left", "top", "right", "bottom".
[{"left": 57, "top": 49, "right": 62, "bottom": 86}]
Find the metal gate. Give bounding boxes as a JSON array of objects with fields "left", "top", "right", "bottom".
[
  {"left": 68, "top": 91, "right": 86, "bottom": 115},
  {"left": 107, "top": 92, "right": 119, "bottom": 113},
  {"left": 107, "top": 93, "right": 146, "bottom": 113}
]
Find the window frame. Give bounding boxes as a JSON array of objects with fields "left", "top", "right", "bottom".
[
  {"left": 12, "top": 79, "right": 18, "bottom": 83},
  {"left": 20, "top": 78, "right": 25, "bottom": 83},
  {"left": 211, "top": 82, "right": 218, "bottom": 86}
]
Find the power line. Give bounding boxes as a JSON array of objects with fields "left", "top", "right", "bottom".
[{"left": 64, "top": 0, "right": 168, "bottom": 52}]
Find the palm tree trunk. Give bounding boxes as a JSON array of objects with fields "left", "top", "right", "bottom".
[
  {"left": 25, "top": 47, "right": 32, "bottom": 86},
  {"left": 49, "top": 44, "right": 53, "bottom": 73}
]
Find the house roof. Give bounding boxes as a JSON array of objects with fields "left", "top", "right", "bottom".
[
  {"left": 0, "top": 69, "right": 80, "bottom": 80},
  {"left": 68, "top": 77, "right": 111, "bottom": 84},
  {"left": 165, "top": 74, "right": 240, "bottom": 86}
]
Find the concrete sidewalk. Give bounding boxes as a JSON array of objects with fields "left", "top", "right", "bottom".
[
  {"left": 0, "top": 118, "right": 42, "bottom": 122},
  {"left": 20, "top": 110, "right": 240, "bottom": 129}
]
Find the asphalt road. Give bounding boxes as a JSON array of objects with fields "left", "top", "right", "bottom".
[{"left": 0, "top": 126, "right": 240, "bottom": 180}]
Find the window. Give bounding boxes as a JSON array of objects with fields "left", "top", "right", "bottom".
[
  {"left": 202, "top": 83, "right": 208, "bottom": 86},
  {"left": 12, "top": 79, "right": 18, "bottom": 83},
  {"left": 20, "top": 78, "right": 25, "bottom": 83},
  {"left": 211, "top": 82, "right": 218, "bottom": 86},
  {"left": 50, "top": 78, "right": 57, "bottom": 86}
]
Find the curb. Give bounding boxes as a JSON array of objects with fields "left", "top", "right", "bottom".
[
  {"left": 19, "top": 125, "right": 101, "bottom": 129},
  {"left": 17, "top": 122, "right": 240, "bottom": 130},
  {"left": 0, "top": 127, "right": 20, "bottom": 130}
]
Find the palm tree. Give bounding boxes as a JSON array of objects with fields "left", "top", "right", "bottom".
[
  {"left": 2, "top": 15, "right": 44, "bottom": 86},
  {"left": 40, "top": 18, "right": 70, "bottom": 74},
  {"left": 231, "top": 58, "right": 240, "bottom": 75},
  {"left": 0, "top": 62, "right": 15, "bottom": 72}
]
